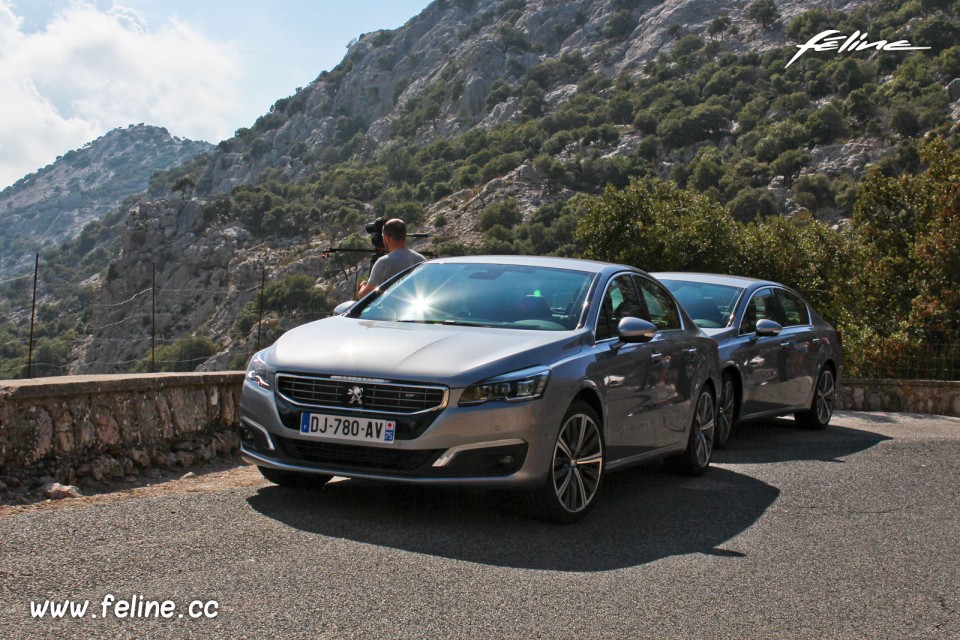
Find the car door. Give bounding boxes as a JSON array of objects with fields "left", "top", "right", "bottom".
[
  {"left": 589, "top": 274, "right": 659, "bottom": 460},
  {"left": 633, "top": 275, "right": 693, "bottom": 450},
  {"left": 737, "top": 287, "right": 790, "bottom": 416},
  {"left": 774, "top": 287, "right": 821, "bottom": 407}
]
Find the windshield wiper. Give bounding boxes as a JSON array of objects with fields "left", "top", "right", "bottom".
[{"left": 396, "top": 319, "right": 492, "bottom": 328}]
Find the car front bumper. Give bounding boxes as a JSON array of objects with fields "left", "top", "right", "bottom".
[{"left": 238, "top": 377, "right": 567, "bottom": 488}]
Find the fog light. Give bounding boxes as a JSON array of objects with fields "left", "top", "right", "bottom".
[{"left": 498, "top": 455, "right": 515, "bottom": 466}]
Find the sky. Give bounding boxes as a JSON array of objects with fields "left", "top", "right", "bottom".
[{"left": 0, "top": 0, "right": 434, "bottom": 190}]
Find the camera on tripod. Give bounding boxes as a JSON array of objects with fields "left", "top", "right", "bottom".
[{"left": 364, "top": 217, "right": 387, "bottom": 252}]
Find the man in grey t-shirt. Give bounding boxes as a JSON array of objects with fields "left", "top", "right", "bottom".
[{"left": 357, "top": 218, "right": 425, "bottom": 298}]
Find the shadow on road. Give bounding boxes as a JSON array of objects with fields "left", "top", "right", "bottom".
[
  {"left": 715, "top": 419, "right": 891, "bottom": 465},
  {"left": 246, "top": 465, "right": 778, "bottom": 572}
]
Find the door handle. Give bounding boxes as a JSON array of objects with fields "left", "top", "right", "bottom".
[
  {"left": 811, "top": 337, "right": 821, "bottom": 344},
  {"left": 650, "top": 352, "right": 663, "bottom": 362},
  {"left": 749, "top": 356, "right": 765, "bottom": 366},
  {"left": 683, "top": 347, "right": 698, "bottom": 354},
  {"left": 779, "top": 341, "right": 793, "bottom": 347}
]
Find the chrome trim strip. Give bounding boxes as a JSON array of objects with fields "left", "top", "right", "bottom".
[
  {"left": 240, "top": 417, "right": 276, "bottom": 451},
  {"left": 274, "top": 373, "right": 449, "bottom": 416},
  {"left": 432, "top": 438, "right": 527, "bottom": 467},
  {"left": 329, "top": 375, "right": 391, "bottom": 383}
]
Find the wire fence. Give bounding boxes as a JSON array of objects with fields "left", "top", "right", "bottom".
[
  {"left": 0, "top": 252, "right": 370, "bottom": 381},
  {"left": 0, "top": 253, "right": 958, "bottom": 382},
  {"left": 845, "top": 340, "right": 960, "bottom": 382}
]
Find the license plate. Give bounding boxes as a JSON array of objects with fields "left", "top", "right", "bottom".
[{"left": 300, "top": 413, "right": 396, "bottom": 443}]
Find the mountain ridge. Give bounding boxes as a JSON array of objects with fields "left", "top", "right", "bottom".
[{"left": 0, "top": 124, "right": 213, "bottom": 277}]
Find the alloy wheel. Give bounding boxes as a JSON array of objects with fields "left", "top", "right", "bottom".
[
  {"left": 694, "top": 390, "right": 716, "bottom": 468},
  {"left": 552, "top": 412, "right": 604, "bottom": 513},
  {"left": 816, "top": 369, "right": 835, "bottom": 425},
  {"left": 716, "top": 377, "right": 735, "bottom": 447}
]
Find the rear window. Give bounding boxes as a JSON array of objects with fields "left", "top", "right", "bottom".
[{"left": 776, "top": 289, "right": 810, "bottom": 327}]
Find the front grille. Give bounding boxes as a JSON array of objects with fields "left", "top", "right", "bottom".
[
  {"left": 276, "top": 374, "right": 447, "bottom": 414},
  {"left": 273, "top": 435, "right": 441, "bottom": 472}
]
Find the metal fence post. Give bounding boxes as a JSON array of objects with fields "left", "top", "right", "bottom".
[
  {"left": 152, "top": 262, "right": 157, "bottom": 373},
  {"left": 27, "top": 254, "right": 38, "bottom": 378},
  {"left": 256, "top": 265, "right": 266, "bottom": 352}
]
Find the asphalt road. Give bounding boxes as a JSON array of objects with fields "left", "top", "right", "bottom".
[{"left": 2, "top": 411, "right": 959, "bottom": 640}]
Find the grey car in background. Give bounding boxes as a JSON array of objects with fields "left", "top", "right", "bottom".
[
  {"left": 654, "top": 273, "right": 843, "bottom": 448},
  {"left": 240, "top": 256, "right": 721, "bottom": 522}
]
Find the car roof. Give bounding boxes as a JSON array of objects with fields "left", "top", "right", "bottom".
[
  {"left": 429, "top": 254, "right": 629, "bottom": 276},
  {"left": 652, "top": 272, "right": 779, "bottom": 288}
]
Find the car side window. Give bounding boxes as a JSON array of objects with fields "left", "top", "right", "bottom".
[
  {"left": 775, "top": 289, "right": 810, "bottom": 327},
  {"left": 740, "top": 288, "right": 778, "bottom": 335},
  {"left": 596, "top": 275, "right": 644, "bottom": 340},
  {"left": 635, "top": 277, "right": 681, "bottom": 331}
]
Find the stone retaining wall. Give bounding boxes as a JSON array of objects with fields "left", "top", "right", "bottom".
[
  {"left": 838, "top": 378, "right": 960, "bottom": 417},
  {"left": 0, "top": 373, "right": 244, "bottom": 492},
  {"left": 1, "top": 373, "right": 957, "bottom": 497}
]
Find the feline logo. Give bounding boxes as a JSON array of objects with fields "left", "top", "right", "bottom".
[
  {"left": 347, "top": 386, "right": 364, "bottom": 405},
  {"left": 786, "top": 30, "right": 930, "bottom": 68}
]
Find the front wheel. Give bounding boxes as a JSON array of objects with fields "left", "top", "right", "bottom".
[
  {"left": 795, "top": 367, "right": 835, "bottom": 430},
  {"left": 530, "top": 401, "right": 605, "bottom": 523},
  {"left": 715, "top": 373, "right": 737, "bottom": 449},
  {"left": 667, "top": 386, "right": 716, "bottom": 476}
]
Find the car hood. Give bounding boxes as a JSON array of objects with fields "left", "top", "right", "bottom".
[{"left": 269, "top": 316, "right": 586, "bottom": 387}]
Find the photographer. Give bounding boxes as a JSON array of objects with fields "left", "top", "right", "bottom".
[{"left": 357, "top": 218, "right": 425, "bottom": 298}]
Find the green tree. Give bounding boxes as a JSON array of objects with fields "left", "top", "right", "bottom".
[
  {"left": 891, "top": 106, "right": 921, "bottom": 138},
  {"left": 135, "top": 335, "right": 218, "bottom": 373},
  {"left": 747, "top": 0, "right": 780, "bottom": 30},
  {"left": 479, "top": 199, "right": 522, "bottom": 230},
  {"left": 807, "top": 103, "right": 848, "bottom": 144},
  {"left": 708, "top": 15, "right": 731, "bottom": 40},
  {"left": 771, "top": 149, "right": 811, "bottom": 188},
  {"left": 171, "top": 176, "right": 196, "bottom": 200},
  {"left": 575, "top": 178, "right": 739, "bottom": 273},
  {"left": 854, "top": 138, "right": 960, "bottom": 340}
]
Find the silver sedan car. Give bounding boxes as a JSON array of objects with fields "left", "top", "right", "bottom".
[
  {"left": 240, "top": 256, "right": 721, "bottom": 522},
  {"left": 655, "top": 273, "right": 843, "bottom": 448}
]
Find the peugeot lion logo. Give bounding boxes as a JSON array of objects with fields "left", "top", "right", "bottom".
[{"left": 347, "top": 385, "right": 364, "bottom": 405}]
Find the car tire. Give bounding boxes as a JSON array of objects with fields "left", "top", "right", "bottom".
[
  {"left": 531, "top": 401, "right": 605, "bottom": 524},
  {"left": 795, "top": 366, "right": 835, "bottom": 430},
  {"left": 715, "top": 373, "right": 737, "bottom": 449},
  {"left": 258, "top": 466, "right": 333, "bottom": 489},
  {"left": 667, "top": 385, "right": 716, "bottom": 476}
]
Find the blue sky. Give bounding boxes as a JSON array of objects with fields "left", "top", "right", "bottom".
[{"left": 0, "top": 0, "right": 433, "bottom": 189}]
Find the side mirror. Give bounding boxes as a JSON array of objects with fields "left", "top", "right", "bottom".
[
  {"left": 333, "top": 301, "right": 356, "bottom": 315},
  {"left": 618, "top": 317, "right": 658, "bottom": 343},
  {"left": 755, "top": 319, "right": 782, "bottom": 337}
]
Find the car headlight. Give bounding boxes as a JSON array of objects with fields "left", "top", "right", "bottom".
[
  {"left": 245, "top": 350, "right": 272, "bottom": 389},
  {"left": 459, "top": 367, "right": 550, "bottom": 406}
]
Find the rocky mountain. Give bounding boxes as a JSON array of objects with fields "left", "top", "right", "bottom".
[
  {"left": 196, "top": 0, "right": 860, "bottom": 195},
  {"left": 0, "top": 125, "right": 212, "bottom": 277},
  {"left": 1, "top": 0, "right": 953, "bottom": 377}
]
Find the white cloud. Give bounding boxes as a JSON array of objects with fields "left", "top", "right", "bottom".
[{"left": 0, "top": 1, "right": 241, "bottom": 189}]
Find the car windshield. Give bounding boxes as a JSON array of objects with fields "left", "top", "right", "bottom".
[
  {"left": 659, "top": 279, "right": 744, "bottom": 329},
  {"left": 355, "top": 262, "right": 595, "bottom": 331}
]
